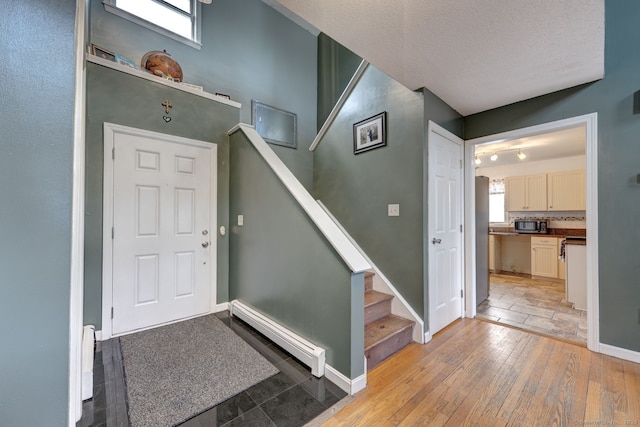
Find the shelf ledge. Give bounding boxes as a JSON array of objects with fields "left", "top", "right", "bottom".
[{"left": 86, "top": 54, "right": 241, "bottom": 109}]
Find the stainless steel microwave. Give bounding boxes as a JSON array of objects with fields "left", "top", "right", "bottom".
[{"left": 514, "top": 219, "right": 548, "bottom": 234}]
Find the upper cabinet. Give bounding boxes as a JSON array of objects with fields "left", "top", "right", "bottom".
[
  {"left": 505, "top": 170, "right": 585, "bottom": 212},
  {"left": 505, "top": 174, "right": 547, "bottom": 211},
  {"left": 547, "top": 170, "right": 586, "bottom": 211}
]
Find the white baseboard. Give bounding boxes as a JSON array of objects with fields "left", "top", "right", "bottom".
[
  {"left": 599, "top": 342, "right": 640, "bottom": 364},
  {"left": 230, "top": 300, "right": 326, "bottom": 377},
  {"left": 424, "top": 331, "right": 432, "bottom": 344},
  {"left": 95, "top": 330, "right": 103, "bottom": 342},
  {"left": 212, "top": 302, "right": 230, "bottom": 313},
  {"left": 324, "top": 364, "right": 367, "bottom": 396}
]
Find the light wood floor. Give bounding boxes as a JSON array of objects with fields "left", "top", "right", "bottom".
[{"left": 322, "top": 319, "right": 640, "bottom": 426}]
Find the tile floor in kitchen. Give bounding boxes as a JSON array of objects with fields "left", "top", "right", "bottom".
[{"left": 476, "top": 273, "right": 587, "bottom": 345}]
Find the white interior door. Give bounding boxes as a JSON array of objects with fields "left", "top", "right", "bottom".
[
  {"left": 428, "top": 122, "right": 464, "bottom": 335},
  {"left": 105, "top": 124, "right": 216, "bottom": 336}
]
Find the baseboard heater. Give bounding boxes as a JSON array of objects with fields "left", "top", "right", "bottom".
[
  {"left": 81, "top": 325, "right": 95, "bottom": 401},
  {"left": 229, "top": 300, "right": 325, "bottom": 377}
]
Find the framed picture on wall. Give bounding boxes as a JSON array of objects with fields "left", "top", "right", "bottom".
[
  {"left": 251, "top": 100, "right": 297, "bottom": 149},
  {"left": 353, "top": 112, "right": 386, "bottom": 154}
]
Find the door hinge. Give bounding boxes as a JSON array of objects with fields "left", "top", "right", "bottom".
[
  {"left": 112, "top": 227, "right": 114, "bottom": 239},
  {"left": 461, "top": 289, "right": 464, "bottom": 298},
  {"left": 112, "top": 147, "right": 115, "bottom": 160},
  {"left": 460, "top": 224, "right": 463, "bottom": 232},
  {"left": 111, "top": 307, "right": 114, "bottom": 319},
  {"left": 460, "top": 159, "right": 463, "bottom": 169}
]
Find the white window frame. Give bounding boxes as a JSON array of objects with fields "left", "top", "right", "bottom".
[{"left": 103, "top": 0, "right": 202, "bottom": 50}]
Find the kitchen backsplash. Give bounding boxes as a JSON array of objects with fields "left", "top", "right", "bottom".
[{"left": 507, "top": 212, "right": 586, "bottom": 229}]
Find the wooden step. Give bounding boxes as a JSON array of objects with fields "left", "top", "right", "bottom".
[
  {"left": 364, "top": 271, "right": 375, "bottom": 291},
  {"left": 365, "top": 290, "right": 393, "bottom": 324},
  {"left": 365, "top": 315, "right": 414, "bottom": 370}
]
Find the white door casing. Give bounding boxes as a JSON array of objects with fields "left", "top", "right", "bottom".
[
  {"left": 463, "top": 113, "right": 599, "bottom": 352},
  {"left": 102, "top": 123, "right": 217, "bottom": 338},
  {"left": 428, "top": 121, "right": 464, "bottom": 336}
]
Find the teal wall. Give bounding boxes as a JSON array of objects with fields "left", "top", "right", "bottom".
[
  {"left": 229, "top": 131, "right": 363, "bottom": 378},
  {"left": 317, "top": 33, "right": 363, "bottom": 131},
  {"left": 314, "top": 64, "right": 464, "bottom": 322},
  {"left": 84, "top": 63, "right": 239, "bottom": 329},
  {"left": 0, "top": 1, "right": 76, "bottom": 425},
  {"left": 89, "top": 0, "right": 317, "bottom": 189},
  {"left": 464, "top": 0, "right": 640, "bottom": 351}
]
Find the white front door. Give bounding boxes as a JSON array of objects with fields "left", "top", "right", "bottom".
[
  {"left": 428, "top": 121, "right": 464, "bottom": 335},
  {"left": 104, "top": 124, "right": 216, "bottom": 336}
]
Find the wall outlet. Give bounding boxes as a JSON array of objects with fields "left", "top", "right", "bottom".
[{"left": 388, "top": 204, "right": 400, "bottom": 217}]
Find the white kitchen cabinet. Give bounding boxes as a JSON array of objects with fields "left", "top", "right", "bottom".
[
  {"left": 531, "top": 236, "right": 558, "bottom": 278},
  {"left": 505, "top": 174, "right": 547, "bottom": 211},
  {"left": 489, "top": 235, "right": 501, "bottom": 272},
  {"left": 547, "top": 170, "right": 586, "bottom": 211}
]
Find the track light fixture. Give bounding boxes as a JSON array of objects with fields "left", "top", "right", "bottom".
[
  {"left": 490, "top": 152, "right": 498, "bottom": 161},
  {"left": 517, "top": 149, "right": 526, "bottom": 160},
  {"left": 474, "top": 155, "right": 482, "bottom": 165}
]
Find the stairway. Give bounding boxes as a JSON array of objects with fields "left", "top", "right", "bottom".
[{"left": 364, "top": 272, "right": 414, "bottom": 370}]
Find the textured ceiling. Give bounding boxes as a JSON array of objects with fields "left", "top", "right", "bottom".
[{"left": 267, "top": 0, "right": 605, "bottom": 116}]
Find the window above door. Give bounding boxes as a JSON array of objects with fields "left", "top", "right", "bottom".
[{"left": 103, "top": 0, "right": 202, "bottom": 49}]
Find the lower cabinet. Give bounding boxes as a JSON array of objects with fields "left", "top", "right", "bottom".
[
  {"left": 489, "top": 235, "right": 501, "bottom": 272},
  {"left": 531, "top": 236, "right": 559, "bottom": 278}
]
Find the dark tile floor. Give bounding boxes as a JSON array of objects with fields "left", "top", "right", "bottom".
[{"left": 77, "top": 311, "right": 347, "bottom": 427}]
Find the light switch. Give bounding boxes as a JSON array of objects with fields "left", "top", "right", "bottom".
[
  {"left": 388, "top": 204, "right": 400, "bottom": 217},
  {"left": 238, "top": 215, "right": 244, "bottom": 226}
]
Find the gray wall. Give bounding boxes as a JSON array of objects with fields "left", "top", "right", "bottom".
[
  {"left": 317, "top": 33, "right": 363, "bottom": 131},
  {"left": 313, "top": 65, "right": 428, "bottom": 319},
  {"left": 229, "top": 131, "right": 363, "bottom": 378},
  {"left": 89, "top": 0, "right": 317, "bottom": 189},
  {"left": 84, "top": 63, "right": 239, "bottom": 329},
  {"left": 464, "top": 0, "right": 640, "bottom": 351},
  {"left": 0, "top": 1, "right": 76, "bottom": 425}
]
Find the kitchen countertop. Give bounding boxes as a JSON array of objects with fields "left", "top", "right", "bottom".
[{"left": 489, "top": 227, "right": 586, "bottom": 239}]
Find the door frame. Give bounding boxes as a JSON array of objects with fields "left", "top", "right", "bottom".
[
  {"left": 427, "top": 121, "right": 465, "bottom": 337},
  {"left": 463, "top": 113, "right": 599, "bottom": 352},
  {"left": 101, "top": 123, "right": 218, "bottom": 340}
]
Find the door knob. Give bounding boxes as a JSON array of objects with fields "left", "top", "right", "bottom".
[
  {"left": 202, "top": 241, "right": 210, "bottom": 248},
  {"left": 432, "top": 238, "right": 442, "bottom": 245}
]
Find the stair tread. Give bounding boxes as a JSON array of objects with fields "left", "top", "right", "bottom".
[
  {"left": 365, "top": 315, "right": 414, "bottom": 350},
  {"left": 364, "top": 290, "right": 394, "bottom": 307}
]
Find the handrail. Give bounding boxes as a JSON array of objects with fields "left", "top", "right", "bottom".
[
  {"left": 228, "top": 123, "right": 372, "bottom": 273},
  {"left": 309, "top": 60, "right": 369, "bottom": 152}
]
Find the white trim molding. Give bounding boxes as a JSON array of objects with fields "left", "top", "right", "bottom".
[
  {"left": 69, "top": 0, "right": 88, "bottom": 423},
  {"left": 229, "top": 124, "right": 371, "bottom": 273},
  {"left": 325, "top": 364, "right": 367, "bottom": 396},
  {"left": 599, "top": 343, "right": 640, "bottom": 364},
  {"left": 464, "top": 113, "right": 599, "bottom": 352},
  {"left": 309, "top": 60, "right": 369, "bottom": 152}
]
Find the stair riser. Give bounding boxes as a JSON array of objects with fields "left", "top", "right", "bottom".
[
  {"left": 365, "top": 274, "right": 374, "bottom": 291},
  {"left": 365, "top": 326, "right": 413, "bottom": 370},
  {"left": 365, "top": 299, "right": 392, "bottom": 324}
]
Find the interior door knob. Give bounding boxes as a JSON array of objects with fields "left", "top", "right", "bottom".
[
  {"left": 432, "top": 238, "right": 442, "bottom": 244},
  {"left": 202, "top": 241, "right": 210, "bottom": 248}
]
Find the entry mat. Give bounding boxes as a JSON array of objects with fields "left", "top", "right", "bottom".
[{"left": 120, "top": 314, "right": 279, "bottom": 427}]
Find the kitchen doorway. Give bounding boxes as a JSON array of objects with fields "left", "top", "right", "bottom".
[{"left": 463, "top": 113, "right": 599, "bottom": 351}]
